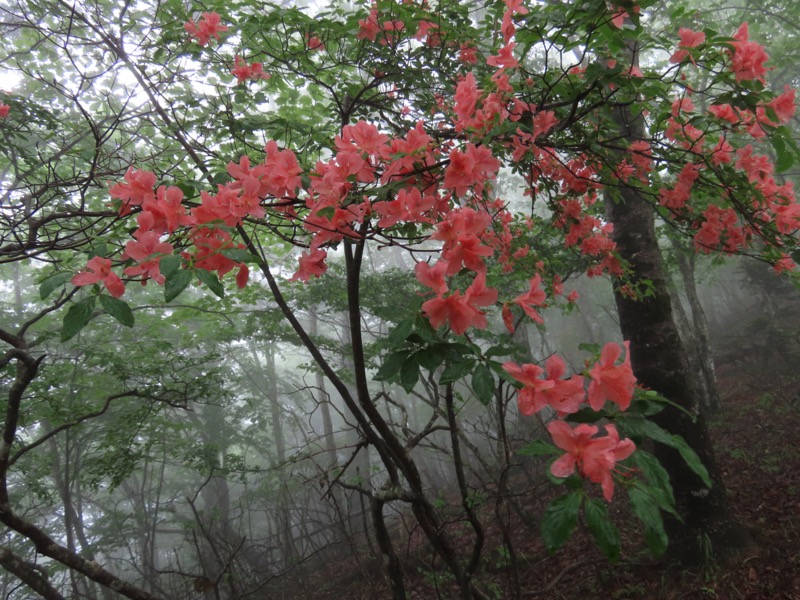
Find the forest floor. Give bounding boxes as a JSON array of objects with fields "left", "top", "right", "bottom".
[
  {"left": 506, "top": 365, "right": 800, "bottom": 600},
  {"left": 302, "top": 322, "right": 800, "bottom": 599}
]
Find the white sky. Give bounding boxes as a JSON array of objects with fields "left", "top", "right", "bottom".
[{"left": 0, "top": 69, "right": 20, "bottom": 92}]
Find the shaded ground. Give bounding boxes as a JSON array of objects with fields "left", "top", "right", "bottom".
[
  {"left": 299, "top": 313, "right": 800, "bottom": 600},
  {"left": 509, "top": 375, "right": 800, "bottom": 600}
]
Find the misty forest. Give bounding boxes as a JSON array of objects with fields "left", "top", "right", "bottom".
[{"left": 1, "top": 0, "right": 799, "bottom": 598}]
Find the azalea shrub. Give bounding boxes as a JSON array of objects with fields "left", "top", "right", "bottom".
[{"left": 57, "top": 0, "right": 799, "bottom": 563}]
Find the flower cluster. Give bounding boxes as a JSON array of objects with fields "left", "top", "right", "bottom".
[
  {"left": 231, "top": 56, "right": 270, "bottom": 84},
  {"left": 503, "top": 342, "right": 637, "bottom": 501},
  {"left": 548, "top": 421, "right": 635, "bottom": 502},
  {"left": 661, "top": 24, "right": 798, "bottom": 262},
  {"left": 184, "top": 12, "right": 228, "bottom": 46}
]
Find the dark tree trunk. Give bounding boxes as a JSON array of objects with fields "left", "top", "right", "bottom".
[{"left": 604, "top": 101, "right": 744, "bottom": 562}]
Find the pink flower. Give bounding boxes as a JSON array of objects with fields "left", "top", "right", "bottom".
[
  {"left": 0, "top": 103, "right": 10, "bottom": 118},
  {"left": 547, "top": 420, "right": 636, "bottom": 502},
  {"left": 337, "top": 120, "right": 389, "bottom": 156},
  {"left": 629, "top": 140, "right": 653, "bottom": 179},
  {"left": 728, "top": 23, "right": 769, "bottom": 83},
  {"left": 122, "top": 231, "right": 174, "bottom": 285},
  {"left": 443, "top": 144, "right": 500, "bottom": 197},
  {"left": 453, "top": 73, "right": 481, "bottom": 126},
  {"left": 587, "top": 341, "right": 636, "bottom": 411},
  {"left": 486, "top": 42, "right": 518, "bottom": 70},
  {"left": 231, "top": 56, "right": 270, "bottom": 84},
  {"left": 139, "top": 185, "right": 192, "bottom": 234},
  {"left": 504, "top": 0, "right": 529, "bottom": 15},
  {"left": 669, "top": 28, "right": 705, "bottom": 64},
  {"left": 768, "top": 86, "right": 796, "bottom": 123},
  {"left": 184, "top": 12, "right": 228, "bottom": 46},
  {"left": 415, "top": 260, "right": 448, "bottom": 295},
  {"left": 735, "top": 144, "right": 773, "bottom": 184},
  {"left": 123, "top": 230, "right": 173, "bottom": 263},
  {"left": 263, "top": 140, "right": 303, "bottom": 198},
  {"left": 503, "top": 356, "right": 586, "bottom": 415},
  {"left": 291, "top": 248, "right": 328, "bottom": 282},
  {"left": 109, "top": 167, "right": 157, "bottom": 215},
  {"left": 356, "top": 9, "right": 403, "bottom": 45},
  {"left": 357, "top": 9, "right": 381, "bottom": 42},
  {"left": 421, "top": 275, "right": 496, "bottom": 336},
  {"left": 236, "top": 264, "right": 249, "bottom": 288},
  {"left": 187, "top": 227, "right": 244, "bottom": 278},
  {"left": 513, "top": 274, "right": 547, "bottom": 324},
  {"left": 72, "top": 256, "right": 125, "bottom": 298},
  {"left": 459, "top": 43, "right": 478, "bottom": 65},
  {"left": 708, "top": 103, "right": 740, "bottom": 124},
  {"left": 422, "top": 292, "right": 485, "bottom": 335},
  {"left": 773, "top": 254, "right": 795, "bottom": 274},
  {"left": 414, "top": 20, "right": 441, "bottom": 46},
  {"left": 464, "top": 271, "right": 498, "bottom": 307},
  {"left": 306, "top": 34, "right": 324, "bottom": 51}
]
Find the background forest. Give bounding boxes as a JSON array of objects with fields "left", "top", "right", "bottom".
[{"left": 0, "top": 0, "right": 799, "bottom": 599}]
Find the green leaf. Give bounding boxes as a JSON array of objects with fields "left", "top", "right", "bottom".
[
  {"left": 632, "top": 480, "right": 681, "bottom": 520},
  {"left": 541, "top": 491, "right": 582, "bottom": 554},
  {"left": 484, "top": 345, "right": 515, "bottom": 359},
  {"left": 631, "top": 449, "right": 675, "bottom": 508},
  {"left": 471, "top": 364, "right": 495, "bottom": 405},
  {"left": 567, "top": 407, "right": 606, "bottom": 423},
  {"left": 627, "top": 397, "right": 666, "bottom": 417},
  {"left": 628, "top": 487, "right": 668, "bottom": 556},
  {"left": 388, "top": 318, "right": 414, "bottom": 347},
  {"left": 516, "top": 438, "right": 559, "bottom": 457},
  {"left": 62, "top": 297, "right": 96, "bottom": 341},
  {"left": 771, "top": 134, "right": 793, "bottom": 173},
  {"left": 399, "top": 355, "right": 420, "bottom": 392},
  {"left": 374, "top": 351, "right": 410, "bottom": 381},
  {"left": 316, "top": 206, "right": 335, "bottom": 220},
  {"left": 89, "top": 241, "right": 108, "bottom": 258},
  {"left": 159, "top": 254, "right": 182, "bottom": 279},
  {"left": 416, "top": 345, "right": 445, "bottom": 371},
  {"left": 670, "top": 436, "right": 712, "bottom": 489},
  {"left": 98, "top": 295, "right": 135, "bottom": 328},
  {"left": 413, "top": 315, "right": 439, "bottom": 343},
  {"left": 584, "top": 497, "right": 621, "bottom": 561},
  {"left": 439, "top": 360, "right": 474, "bottom": 385},
  {"left": 40, "top": 271, "right": 74, "bottom": 300},
  {"left": 164, "top": 268, "right": 192, "bottom": 303},
  {"left": 618, "top": 418, "right": 712, "bottom": 487},
  {"left": 196, "top": 269, "right": 225, "bottom": 299},
  {"left": 439, "top": 342, "right": 474, "bottom": 362},
  {"left": 221, "top": 248, "right": 260, "bottom": 263}
]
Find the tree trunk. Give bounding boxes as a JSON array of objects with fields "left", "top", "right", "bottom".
[
  {"left": 665, "top": 271, "right": 716, "bottom": 417},
  {"left": 674, "top": 246, "right": 721, "bottom": 413},
  {"left": 604, "top": 88, "right": 742, "bottom": 562},
  {"left": 308, "top": 308, "right": 338, "bottom": 469}
]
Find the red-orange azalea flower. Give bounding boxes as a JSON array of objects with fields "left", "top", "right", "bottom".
[
  {"left": 184, "top": 12, "right": 228, "bottom": 46},
  {"left": 503, "top": 356, "right": 585, "bottom": 415},
  {"left": 587, "top": 341, "right": 636, "bottom": 411},
  {"left": 547, "top": 420, "right": 635, "bottom": 502},
  {"left": 72, "top": 256, "right": 125, "bottom": 298}
]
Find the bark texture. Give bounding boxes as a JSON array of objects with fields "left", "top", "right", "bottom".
[{"left": 604, "top": 104, "right": 742, "bottom": 563}]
